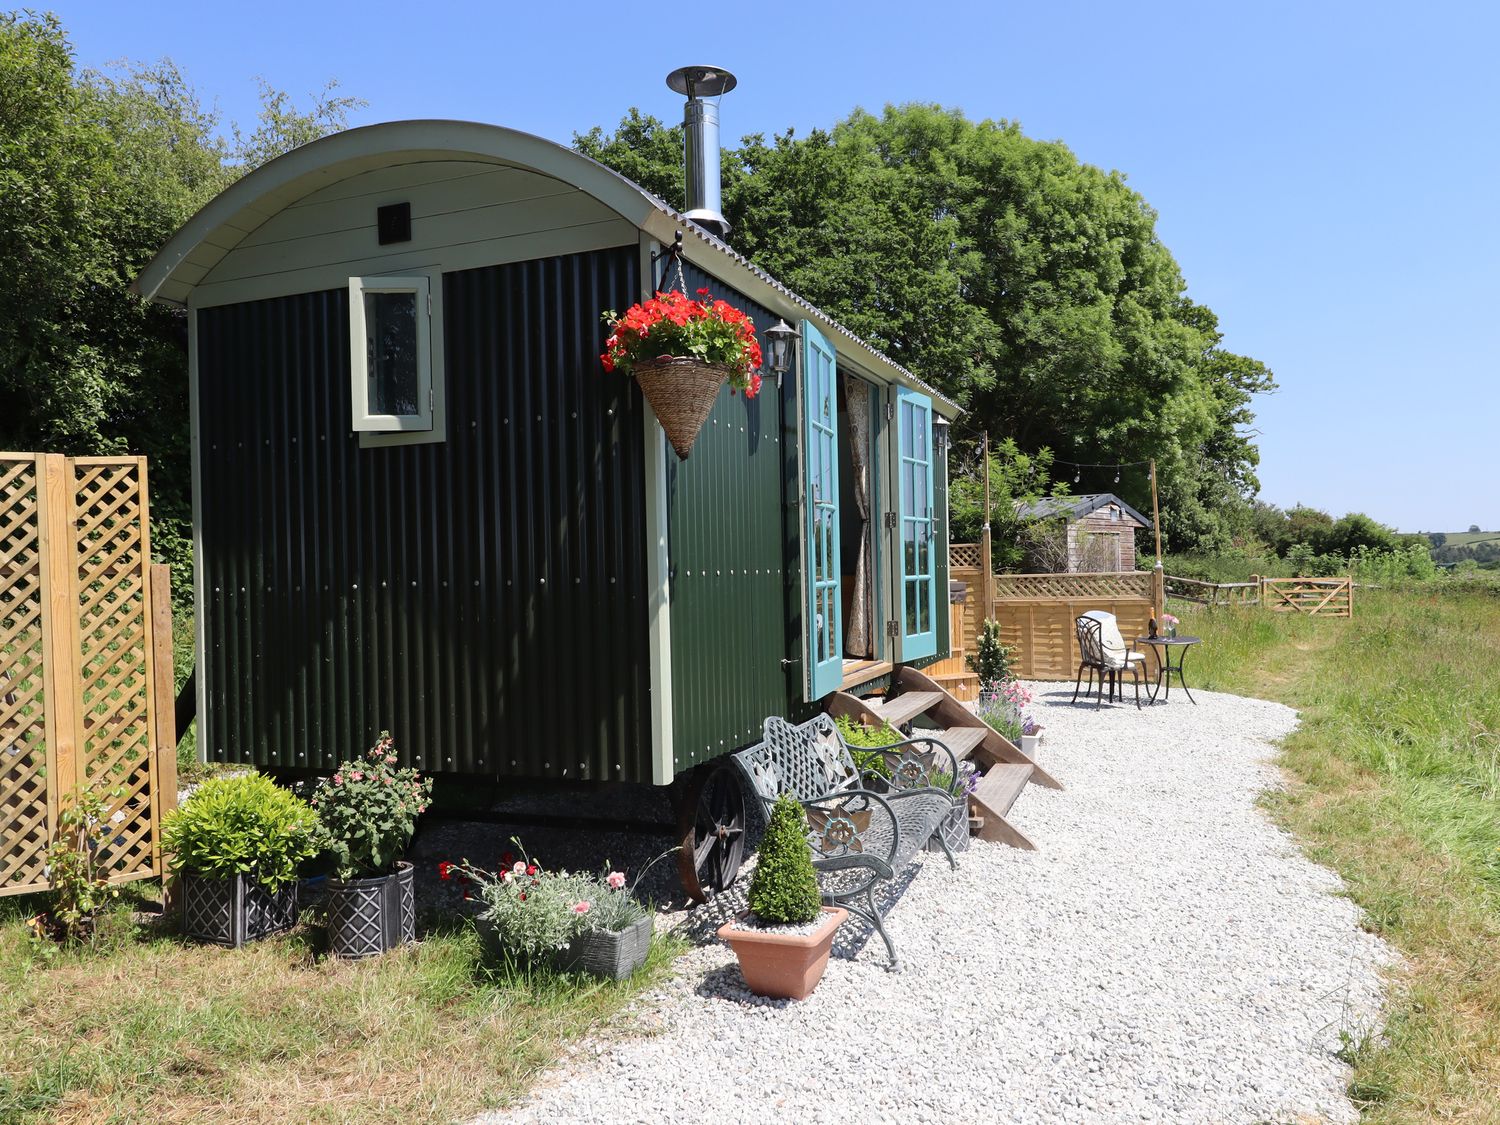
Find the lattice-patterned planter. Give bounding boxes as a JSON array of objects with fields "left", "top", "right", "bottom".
[
  {"left": 326, "top": 862, "right": 415, "bottom": 959},
  {"left": 923, "top": 797, "right": 972, "bottom": 855},
  {"left": 475, "top": 914, "right": 654, "bottom": 979},
  {"left": 180, "top": 870, "right": 298, "bottom": 947}
]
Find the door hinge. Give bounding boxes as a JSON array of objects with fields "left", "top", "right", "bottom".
[
  {"left": 885, "top": 401, "right": 896, "bottom": 422},
  {"left": 886, "top": 619, "right": 899, "bottom": 638},
  {"left": 884, "top": 511, "right": 897, "bottom": 530},
  {"left": 429, "top": 388, "right": 436, "bottom": 410},
  {"left": 427, "top": 291, "right": 433, "bottom": 316}
]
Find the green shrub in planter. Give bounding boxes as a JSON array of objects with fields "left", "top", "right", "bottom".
[
  {"left": 162, "top": 774, "right": 322, "bottom": 890},
  {"left": 746, "top": 793, "right": 822, "bottom": 925},
  {"left": 162, "top": 774, "right": 323, "bottom": 947}
]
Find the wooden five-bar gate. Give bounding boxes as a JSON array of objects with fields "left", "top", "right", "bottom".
[{"left": 1, "top": 454, "right": 176, "bottom": 897}]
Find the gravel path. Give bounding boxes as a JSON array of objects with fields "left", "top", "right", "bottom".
[{"left": 478, "top": 685, "right": 1396, "bottom": 1125}]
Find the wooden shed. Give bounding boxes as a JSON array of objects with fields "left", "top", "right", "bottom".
[
  {"left": 1014, "top": 494, "right": 1152, "bottom": 573},
  {"left": 131, "top": 112, "right": 964, "bottom": 889}
]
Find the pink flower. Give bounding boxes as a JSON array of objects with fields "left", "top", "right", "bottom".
[
  {"left": 572, "top": 901, "right": 590, "bottom": 914},
  {"left": 351, "top": 771, "right": 363, "bottom": 782},
  {"left": 512, "top": 861, "right": 526, "bottom": 875},
  {"left": 501, "top": 870, "right": 514, "bottom": 883},
  {"left": 606, "top": 871, "right": 626, "bottom": 890},
  {"left": 385, "top": 755, "right": 397, "bottom": 764},
  {"left": 333, "top": 775, "right": 343, "bottom": 786},
  {"left": 383, "top": 776, "right": 392, "bottom": 785}
]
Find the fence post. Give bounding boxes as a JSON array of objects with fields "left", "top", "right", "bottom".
[
  {"left": 979, "top": 525, "right": 996, "bottom": 625},
  {"left": 150, "top": 563, "right": 179, "bottom": 905},
  {"left": 35, "top": 454, "right": 83, "bottom": 807}
]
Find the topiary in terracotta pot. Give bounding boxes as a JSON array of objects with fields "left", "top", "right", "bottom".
[{"left": 717, "top": 793, "right": 845, "bottom": 1000}]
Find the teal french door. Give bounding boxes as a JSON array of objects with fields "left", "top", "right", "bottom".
[
  {"left": 802, "top": 321, "right": 842, "bottom": 700},
  {"left": 896, "top": 387, "right": 937, "bottom": 661}
]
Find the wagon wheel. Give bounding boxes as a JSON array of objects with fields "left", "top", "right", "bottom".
[{"left": 676, "top": 761, "right": 746, "bottom": 904}]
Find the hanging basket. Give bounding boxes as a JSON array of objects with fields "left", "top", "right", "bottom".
[{"left": 633, "top": 356, "right": 728, "bottom": 460}]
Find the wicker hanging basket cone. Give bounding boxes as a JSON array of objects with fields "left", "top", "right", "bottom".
[{"left": 633, "top": 356, "right": 728, "bottom": 459}]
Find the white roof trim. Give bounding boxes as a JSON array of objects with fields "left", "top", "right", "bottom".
[{"left": 133, "top": 119, "right": 959, "bottom": 414}]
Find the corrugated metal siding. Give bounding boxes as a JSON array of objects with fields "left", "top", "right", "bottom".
[
  {"left": 666, "top": 262, "right": 800, "bottom": 771},
  {"left": 195, "top": 246, "right": 652, "bottom": 780}
]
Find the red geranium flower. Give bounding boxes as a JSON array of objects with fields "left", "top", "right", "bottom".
[{"left": 599, "top": 288, "right": 762, "bottom": 398}]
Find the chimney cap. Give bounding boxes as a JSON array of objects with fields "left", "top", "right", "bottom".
[{"left": 666, "top": 66, "right": 737, "bottom": 98}]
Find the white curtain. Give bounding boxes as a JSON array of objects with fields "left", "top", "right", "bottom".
[{"left": 844, "top": 376, "right": 872, "bottom": 657}]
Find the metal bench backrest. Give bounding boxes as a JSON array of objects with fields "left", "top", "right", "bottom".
[{"left": 733, "top": 714, "right": 861, "bottom": 814}]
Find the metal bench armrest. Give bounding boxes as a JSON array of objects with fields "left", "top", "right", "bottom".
[{"left": 851, "top": 736, "right": 961, "bottom": 796}]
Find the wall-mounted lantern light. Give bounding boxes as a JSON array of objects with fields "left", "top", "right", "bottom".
[
  {"left": 763, "top": 319, "right": 801, "bottom": 387},
  {"left": 933, "top": 415, "right": 950, "bottom": 455}
]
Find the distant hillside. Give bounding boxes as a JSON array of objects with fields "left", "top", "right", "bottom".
[
  {"left": 1434, "top": 531, "right": 1500, "bottom": 547},
  {"left": 1426, "top": 531, "right": 1500, "bottom": 569}
]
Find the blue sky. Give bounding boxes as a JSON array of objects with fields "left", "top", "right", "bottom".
[{"left": 51, "top": 0, "right": 1497, "bottom": 531}]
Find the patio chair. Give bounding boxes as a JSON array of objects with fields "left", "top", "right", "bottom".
[{"left": 1072, "top": 611, "right": 1145, "bottom": 709}]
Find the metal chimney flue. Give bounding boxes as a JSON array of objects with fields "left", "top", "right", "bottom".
[{"left": 666, "top": 66, "right": 737, "bottom": 240}]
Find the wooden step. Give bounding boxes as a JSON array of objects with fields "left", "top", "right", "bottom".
[
  {"left": 971, "top": 763, "right": 1034, "bottom": 822},
  {"left": 871, "top": 691, "right": 944, "bottom": 728},
  {"left": 928, "top": 726, "right": 987, "bottom": 762},
  {"left": 893, "top": 666, "right": 1063, "bottom": 791}
]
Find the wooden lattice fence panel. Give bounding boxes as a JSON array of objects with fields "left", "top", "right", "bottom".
[
  {"left": 1, "top": 459, "right": 51, "bottom": 893},
  {"left": 949, "top": 543, "right": 982, "bottom": 570},
  {"left": 72, "top": 459, "right": 161, "bottom": 880},
  {"left": 0, "top": 454, "right": 173, "bottom": 897},
  {"left": 993, "top": 572, "right": 1154, "bottom": 602},
  {"left": 946, "top": 568, "right": 1157, "bottom": 681}
]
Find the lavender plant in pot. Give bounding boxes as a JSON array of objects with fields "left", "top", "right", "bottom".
[
  {"left": 312, "top": 732, "right": 432, "bottom": 959},
  {"left": 717, "top": 793, "right": 845, "bottom": 1001},
  {"left": 1019, "top": 718, "right": 1043, "bottom": 759}
]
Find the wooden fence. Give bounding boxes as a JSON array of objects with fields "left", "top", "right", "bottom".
[
  {"left": 1260, "top": 576, "right": 1353, "bottom": 617},
  {"left": 949, "top": 544, "right": 1160, "bottom": 681},
  {"left": 1, "top": 454, "right": 176, "bottom": 897},
  {"left": 1164, "top": 574, "right": 1353, "bottom": 617},
  {"left": 922, "top": 600, "right": 980, "bottom": 701},
  {"left": 1165, "top": 574, "right": 1261, "bottom": 607}
]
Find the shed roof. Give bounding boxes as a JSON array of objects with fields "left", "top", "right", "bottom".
[
  {"left": 1014, "top": 493, "right": 1153, "bottom": 529},
  {"left": 133, "top": 119, "right": 960, "bottom": 416}
]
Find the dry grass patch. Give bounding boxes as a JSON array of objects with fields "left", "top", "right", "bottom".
[
  {"left": 0, "top": 898, "right": 682, "bottom": 1124},
  {"left": 1177, "top": 587, "right": 1500, "bottom": 1121}
]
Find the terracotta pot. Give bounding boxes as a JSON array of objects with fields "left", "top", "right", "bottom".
[
  {"left": 717, "top": 906, "right": 847, "bottom": 1000},
  {"left": 633, "top": 356, "right": 728, "bottom": 459}
]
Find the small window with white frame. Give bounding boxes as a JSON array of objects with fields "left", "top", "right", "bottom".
[{"left": 349, "top": 273, "right": 445, "bottom": 445}]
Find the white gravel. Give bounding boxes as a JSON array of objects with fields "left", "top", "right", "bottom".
[{"left": 477, "top": 684, "right": 1396, "bottom": 1125}]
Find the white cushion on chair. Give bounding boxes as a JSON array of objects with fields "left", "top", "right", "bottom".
[{"left": 1081, "top": 610, "right": 1136, "bottom": 670}]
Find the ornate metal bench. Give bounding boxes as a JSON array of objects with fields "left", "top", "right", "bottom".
[{"left": 731, "top": 713, "right": 962, "bottom": 970}]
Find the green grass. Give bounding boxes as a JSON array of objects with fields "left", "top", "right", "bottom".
[
  {"left": 1171, "top": 586, "right": 1500, "bottom": 1121},
  {"left": 0, "top": 887, "right": 683, "bottom": 1124}
]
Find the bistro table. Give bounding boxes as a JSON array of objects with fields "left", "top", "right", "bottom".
[{"left": 1132, "top": 635, "right": 1202, "bottom": 704}]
